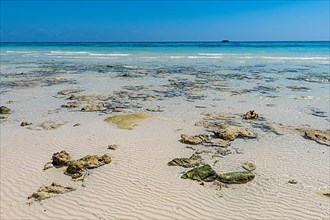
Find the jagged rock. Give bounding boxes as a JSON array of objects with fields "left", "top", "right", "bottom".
[
  {"left": 66, "top": 154, "right": 111, "bottom": 179},
  {"left": 180, "top": 134, "right": 209, "bottom": 145},
  {"left": 242, "top": 161, "right": 256, "bottom": 171},
  {"left": 57, "top": 89, "right": 83, "bottom": 95},
  {"left": 0, "top": 106, "right": 11, "bottom": 114},
  {"left": 81, "top": 104, "right": 106, "bottom": 112},
  {"left": 28, "top": 182, "right": 75, "bottom": 203},
  {"left": 168, "top": 154, "right": 202, "bottom": 168},
  {"left": 20, "top": 121, "right": 32, "bottom": 127},
  {"left": 243, "top": 110, "right": 258, "bottom": 120},
  {"left": 107, "top": 144, "right": 118, "bottom": 150},
  {"left": 218, "top": 171, "right": 255, "bottom": 184},
  {"left": 213, "top": 124, "right": 257, "bottom": 141},
  {"left": 105, "top": 112, "right": 150, "bottom": 129},
  {"left": 304, "top": 129, "right": 330, "bottom": 146},
  {"left": 52, "top": 150, "right": 74, "bottom": 167},
  {"left": 181, "top": 164, "right": 218, "bottom": 182}
]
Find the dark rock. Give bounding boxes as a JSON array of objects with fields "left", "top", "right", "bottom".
[
  {"left": 21, "top": 121, "right": 32, "bottom": 127},
  {"left": 243, "top": 110, "right": 258, "bottom": 120},
  {"left": 181, "top": 164, "right": 218, "bottom": 182},
  {"left": 51, "top": 150, "right": 74, "bottom": 167}
]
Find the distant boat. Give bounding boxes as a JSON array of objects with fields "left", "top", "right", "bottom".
[{"left": 221, "top": 40, "right": 229, "bottom": 43}]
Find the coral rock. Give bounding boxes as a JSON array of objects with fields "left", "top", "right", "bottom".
[
  {"left": 304, "top": 129, "right": 330, "bottom": 146},
  {"left": 243, "top": 110, "right": 259, "bottom": 120},
  {"left": 0, "top": 106, "right": 11, "bottom": 114},
  {"left": 28, "top": 182, "right": 75, "bottom": 203},
  {"left": 213, "top": 124, "right": 257, "bottom": 141},
  {"left": 52, "top": 150, "right": 74, "bottom": 167}
]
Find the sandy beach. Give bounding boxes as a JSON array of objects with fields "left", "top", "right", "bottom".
[{"left": 1, "top": 44, "right": 330, "bottom": 219}]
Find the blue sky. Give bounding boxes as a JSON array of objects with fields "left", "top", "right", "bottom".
[{"left": 0, "top": 0, "right": 329, "bottom": 42}]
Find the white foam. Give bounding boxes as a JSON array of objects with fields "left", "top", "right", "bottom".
[
  {"left": 188, "top": 56, "right": 223, "bottom": 59},
  {"left": 89, "top": 53, "right": 129, "bottom": 57},
  {"left": 197, "top": 53, "right": 224, "bottom": 56},
  {"left": 262, "top": 56, "right": 329, "bottom": 60}
]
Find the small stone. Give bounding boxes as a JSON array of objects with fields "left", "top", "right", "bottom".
[
  {"left": 21, "top": 121, "right": 32, "bottom": 127},
  {"left": 242, "top": 161, "right": 256, "bottom": 171},
  {"left": 107, "top": 144, "right": 118, "bottom": 150},
  {"left": 43, "top": 162, "right": 54, "bottom": 170},
  {"left": 81, "top": 104, "right": 106, "bottom": 112},
  {"left": 73, "top": 123, "right": 80, "bottom": 127},
  {"left": 243, "top": 110, "right": 258, "bottom": 120},
  {"left": 57, "top": 89, "right": 83, "bottom": 95},
  {"left": 0, "top": 106, "right": 11, "bottom": 114},
  {"left": 288, "top": 179, "right": 298, "bottom": 184}
]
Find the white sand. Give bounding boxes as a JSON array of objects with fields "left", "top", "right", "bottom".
[{"left": 1, "top": 81, "right": 329, "bottom": 220}]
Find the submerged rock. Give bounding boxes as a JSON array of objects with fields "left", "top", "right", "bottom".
[
  {"left": 61, "top": 102, "right": 79, "bottom": 108},
  {"left": 203, "top": 139, "right": 230, "bottom": 147},
  {"left": 105, "top": 112, "right": 150, "bottom": 129},
  {"left": 304, "top": 129, "right": 330, "bottom": 146},
  {"left": 57, "top": 89, "right": 83, "bottom": 95},
  {"left": 218, "top": 171, "right": 255, "bottom": 184},
  {"left": 168, "top": 154, "right": 202, "bottom": 168},
  {"left": 107, "top": 144, "right": 118, "bottom": 150},
  {"left": 28, "top": 182, "right": 75, "bottom": 203},
  {"left": 213, "top": 124, "right": 257, "bottom": 141},
  {"left": 181, "top": 164, "right": 218, "bottom": 182},
  {"left": 52, "top": 150, "right": 74, "bottom": 167},
  {"left": 288, "top": 179, "right": 298, "bottom": 184},
  {"left": 180, "top": 134, "right": 209, "bottom": 145},
  {"left": 0, "top": 106, "right": 11, "bottom": 114},
  {"left": 243, "top": 110, "right": 258, "bottom": 120},
  {"left": 66, "top": 154, "right": 111, "bottom": 179}
]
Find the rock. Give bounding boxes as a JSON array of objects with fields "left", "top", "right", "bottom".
[
  {"left": 66, "top": 154, "right": 111, "bottom": 179},
  {"left": 288, "top": 179, "right": 298, "bottom": 184},
  {"left": 105, "top": 112, "right": 150, "bottom": 129},
  {"left": 242, "top": 161, "right": 256, "bottom": 171},
  {"left": 243, "top": 110, "right": 258, "bottom": 120},
  {"left": 322, "top": 192, "right": 330, "bottom": 198},
  {"left": 203, "top": 139, "right": 230, "bottom": 147},
  {"left": 81, "top": 104, "right": 106, "bottom": 112},
  {"left": 52, "top": 150, "right": 74, "bottom": 167},
  {"left": 213, "top": 124, "right": 257, "bottom": 141},
  {"left": 181, "top": 164, "right": 218, "bottom": 182},
  {"left": 43, "top": 162, "right": 54, "bottom": 170},
  {"left": 107, "top": 144, "right": 118, "bottom": 150},
  {"left": 27, "top": 182, "right": 75, "bottom": 203},
  {"left": 180, "top": 134, "right": 209, "bottom": 145},
  {"left": 168, "top": 154, "right": 202, "bottom": 168},
  {"left": 73, "top": 123, "right": 80, "bottom": 127},
  {"left": 61, "top": 102, "right": 79, "bottom": 108},
  {"left": 21, "top": 121, "right": 32, "bottom": 127},
  {"left": 218, "top": 171, "right": 255, "bottom": 184},
  {"left": 0, "top": 106, "right": 11, "bottom": 114},
  {"left": 304, "top": 129, "right": 330, "bottom": 146},
  {"left": 57, "top": 89, "right": 83, "bottom": 95}
]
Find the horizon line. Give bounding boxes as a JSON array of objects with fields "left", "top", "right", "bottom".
[{"left": 1, "top": 40, "right": 330, "bottom": 43}]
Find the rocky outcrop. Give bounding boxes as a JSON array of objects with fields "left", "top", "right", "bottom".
[
  {"left": 181, "top": 164, "right": 218, "bottom": 182},
  {"left": 213, "top": 124, "right": 257, "bottom": 141},
  {"left": 28, "top": 182, "right": 75, "bottom": 203},
  {"left": 52, "top": 150, "right": 74, "bottom": 167},
  {"left": 218, "top": 171, "right": 255, "bottom": 184},
  {"left": 180, "top": 134, "right": 209, "bottom": 145},
  {"left": 168, "top": 154, "right": 202, "bottom": 168}
]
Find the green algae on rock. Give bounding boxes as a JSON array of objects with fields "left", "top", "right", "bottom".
[
  {"left": 181, "top": 164, "right": 218, "bottom": 182},
  {"left": 218, "top": 171, "right": 255, "bottom": 184},
  {"left": 28, "top": 182, "right": 75, "bottom": 204},
  {"left": 180, "top": 134, "right": 209, "bottom": 145},
  {"left": 105, "top": 112, "right": 150, "bottom": 129},
  {"left": 168, "top": 154, "right": 202, "bottom": 168},
  {"left": 0, "top": 106, "right": 11, "bottom": 114}
]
